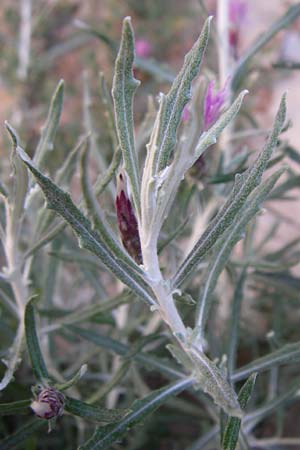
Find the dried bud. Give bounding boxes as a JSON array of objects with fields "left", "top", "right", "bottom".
[
  {"left": 115, "top": 171, "right": 142, "bottom": 265},
  {"left": 31, "top": 387, "right": 65, "bottom": 420}
]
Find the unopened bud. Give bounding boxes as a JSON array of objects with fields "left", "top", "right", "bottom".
[
  {"left": 115, "top": 171, "right": 142, "bottom": 264},
  {"left": 31, "top": 387, "right": 65, "bottom": 420}
]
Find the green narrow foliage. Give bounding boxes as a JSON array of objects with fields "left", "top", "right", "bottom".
[
  {"left": 244, "top": 379, "right": 300, "bottom": 431},
  {"left": 25, "top": 298, "right": 49, "bottom": 382},
  {"left": 80, "top": 141, "right": 144, "bottom": 276},
  {"left": 0, "top": 399, "right": 31, "bottom": 415},
  {"left": 222, "top": 373, "right": 257, "bottom": 450},
  {"left": 0, "top": 419, "right": 46, "bottom": 450},
  {"left": 34, "top": 79, "right": 64, "bottom": 168},
  {"left": 268, "top": 175, "right": 300, "bottom": 199},
  {"left": 44, "top": 291, "right": 131, "bottom": 332},
  {"left": 5, "top": 122, "right": 28, "bottom": 222},
  {"left": 0, "top": 321, "right": 24, "bottom": 391},
  {"left": 64, "top": 396, "right": 130, "bottom": 423},
  {"left": 148, "top": 17, "right": 211, "bottom": 174},
  {"left": 17, "top": 147, "right": 155, "bottom": 307},
  {"left": 232, "top": 341, "right": 300, "bottom": 382},
  {"left": 112, "top": 17, "right": 141, "bottom": 216},
  {"left": 227, "top": 268, "right": 248, "bottom": 378},
  {"left": 173, "top": 94, "right": 286, "bottom": 288},
  {"left": 188, "top": 347, "right": 242, "bottom": 418},
  {"left": 55, "top": 365, "right": 87, "bottom": 391},
  {"left": 66, "top": 325, "right": 183, "bottom": 379},
  {"left": 67, "top": 325, "right": 300, "bottom": 386},
  {"left": 154, "top": 90, "right": 247, "bottom": 233},
  {"left": 87, "top": 360, "right": 130, "bottom": 404},
  {"left": 195, "top": 168, "right": 285, "bottom": 336},
  {"left": 79, "top": 378, "right": 193, "bottom": 450},
  {"left": 94, "top": 147, "right": 121, "bottom": 197}
]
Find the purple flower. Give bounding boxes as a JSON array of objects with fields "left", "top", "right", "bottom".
[
  {"left": 203, "top": 80, "right": 228, "bottom": 130},
  {"left": 115, "top": 172, "right": 142, "bottom": 265},
  {"left": 228, "top": 0, "right": 247, "bottom": 59},
  {"left": 229, "top": 0, "right": 247, "bottom": 24},
  {"left": 31, "top": 387, "right": 65, "bottom": 420},
  {"left": 135, "top": 38, "right": 152, "bottom": 58}
]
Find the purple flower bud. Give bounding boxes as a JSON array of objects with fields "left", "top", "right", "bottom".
[
  {"left": 229, "top": 0, "right": 247, "bottom": 59},
  {"left": 203, "top": 80, "right": 228, "bottom": 131},
  {"left": 115, "top": 172, "right": 142, "bottom": 265},
  {"left": 229, "top": 0, "right": 247, "bottom": 24},
  {"left": 31, "top": 387, "right": 65, "bottom": 420},
  {"left": 135, "top": 38, "right": 152, "bottom": 58}
]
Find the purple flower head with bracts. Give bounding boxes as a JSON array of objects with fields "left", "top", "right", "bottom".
[
  {"left": 135, "top": 38, "right": 152, "bottom": 58},
  {"left": 115, "top": 171, "right": 142, "bottom": 265},
  {"left": 203, "top": 80, "right": 228, "bottom": 131}
]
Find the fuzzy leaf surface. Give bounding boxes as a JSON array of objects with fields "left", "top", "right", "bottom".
[
  {"left": 79, "top": 378, "right": 193, "bottom": 450},
  {"left": 173, "top": 94, "right": 286, "bottom": 288},
  {"left": 112, "top": 17, "right": 141, "bottom": 216},
  {"left": 17, "top": 148, "right": 155, "bottom": 307}
]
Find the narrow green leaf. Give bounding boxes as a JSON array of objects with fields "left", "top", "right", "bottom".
[
  {"left": 80, "top": 141, "right": 143, "bottom": 275},
  {"left": 0, "top": 320, "right": 24, "bottom": 391},
  {"left": 66, "top": 325, "right": 183, "bottom": 380},
  {"left": 94, "top": 147, "right": 121, "bottom": 197},
  {"left": 227, "top": 268, "right": 248, "bottom": 378},
  {"left": 87, "top": 360, "right": 131, "bottom": 404},
  {"left": 34, "top": 79, "right": 64, "bottom": 168},
  {"left": 148, "top": 17, "right": 211, "bottom": 174},
  {"left": 43, "top": 291, "right": 131, "bottom": 333},
  {"left": 112, "top": 17, "right": 141, "bottom": 216},
  {"left": 65, "top": 396, "right": 129, "bottom": 423},
  {"left": 98, "top": 73, "right": 119, "bottom": 154},
  {"left": 268, "top": 175, "right": 300, "bottom": 199},
  {"left": 134, "top": 56, "right": 175, "bottom": 83},
  {"left": 173, "top": 94, "right": 286, "bottom": 288},
  {"left": 0, "top": 418, "right": 46, "bottom": 450},
  {"left": 195, "top": 168, "right": 285, "bottom": 337},
  {"left": 153, "top": 90, "right": 248, "bottom": 233},
  {"left": 17, "top": 148, "right": 155, "bottom": 307},
  {"left": 232, "top": 341, "right": 300, "bottom": 382},
  {"left": 0, "top": 399, "right": 31, "bottom": 416},
  {"left": 244, "top": 379, "right": 300, "bottom": 431},
  {"left": 67, "top": 326, "right": 300, "bottom": 387},
  {"left": 55, "top": 365, "right": 87, "bottom": 391},
  {"left": 25, "top": 297, "right": 49, "bottom": 382},
  {"left": 55, "top": 134, "right": 87, "bottom": 186},
  {"left": 222, "top": 373, "right": 257, "bottom": 450},
  {"left": 231, "top": 4, "right": 300, "bottom": 90},
  {"left": 188, "top": 346, "right": 242, "bottom": 418},
  {"left": 79, "top": 377, "right": 193, "bottom": 450},
  {"left": 5, "top": 122, "right": 28, "bottom": 222}
]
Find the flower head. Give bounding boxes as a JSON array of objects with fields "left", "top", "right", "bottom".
[
  {"left": 203, "top": 80, "right": 228, "bottom": 130},
  {"left": 116, "top": 171, "right": 142, "bottom": 265},
  {"left": 31, "top": 387, "right": 65, "bottom": 420},
  {"left": 135, "top": 38, "right": 152, "bottom": 58}
]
